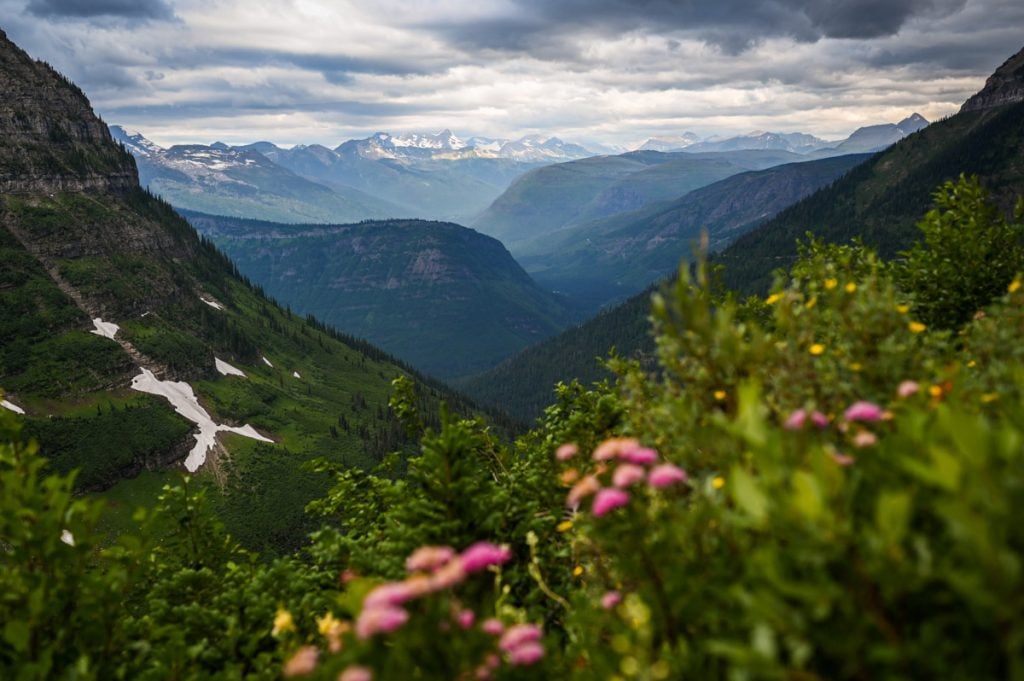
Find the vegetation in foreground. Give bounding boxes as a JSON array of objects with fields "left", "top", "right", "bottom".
[{"left": 3, "top": 176, "right": 1024, "bottom": 679}]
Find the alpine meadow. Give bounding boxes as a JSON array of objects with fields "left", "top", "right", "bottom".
[{"left": 3, "top": 3, "right": 1024, "bottom": 680}]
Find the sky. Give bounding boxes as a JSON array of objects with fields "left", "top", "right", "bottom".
[{"left": 2, "top": 0, "right": 1022, "bottom": 149}]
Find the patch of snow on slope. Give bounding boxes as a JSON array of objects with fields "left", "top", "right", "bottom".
[
  {"left": 262, "top": 356, "right": 274, "bottom": 367},
  {"left": 293, "top": 371, "right": 302, "bottom": 379},
  {"left": 215, "top": 358, "right": 247, "bottom": 378},
  {"left": 200, "top": 296, "right": 225, "bottom": 310},
  {"left": 61, "top": 530, "right": 75, "bottom": 546},
  {"left": 1, "top": 399, "right": 25, "bottom": 415},
  {"left": 130, "top": 368, "right": 272, "bottom": 472},
  {"left": 91, "top": 318, "right": 120, "bottom": 340}
]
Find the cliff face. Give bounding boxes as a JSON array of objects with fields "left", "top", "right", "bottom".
[
  {"left": 961, "top": 46, "right": 1024, "bottom": 112},
  {"left": 0, "top": 29, "right": 137, "bottom": 193}
]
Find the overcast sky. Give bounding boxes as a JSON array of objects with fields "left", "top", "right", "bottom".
[{"left": 2, "top": 0, "right": 1022, "bottom": 149}]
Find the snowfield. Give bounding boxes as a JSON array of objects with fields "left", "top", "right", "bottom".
[
  {"left": 262, "top": 356, "right": 274, "bottom": 368},
  {"left": 1, "top": 398, "right": 25, "bottom": 415},
  {"left": 200, "top": 296, "right": 225, "bottom": 310},
  {"left": 130, "top": 368, "right": 272, "bottom": 472},
  {"left": 90, "top": 318, "right": 120, "bottom": 340},
  {"left": 215, "top": 358, "right": 247, "bottom": 377}
]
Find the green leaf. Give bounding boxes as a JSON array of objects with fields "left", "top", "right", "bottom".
[{"left": 875, "top": 491, "right": 912, "bottom": 547}]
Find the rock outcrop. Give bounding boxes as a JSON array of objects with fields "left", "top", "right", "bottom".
[
  {"left": 0, "top": 29, "right": 138, "bottom": 193},
  {"left": 961, "top": 46, "right": 1024, "bottom": 112}
]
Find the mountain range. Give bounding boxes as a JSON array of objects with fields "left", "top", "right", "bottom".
[
  {"left": 182, "top": 211, "right": 577, "bottom": 378},
  {"left": 461, "top": 47, "right": 1024, "bottom": 421}
]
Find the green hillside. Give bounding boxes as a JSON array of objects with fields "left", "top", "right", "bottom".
[
  {"left": 472, "top": 149, "right": 801, "bottom": 250},
  {"left": 0, "top": 30, "right": 493, "bottom": 554},
  {"left": 520, "top": 153, "right": 870, "bottom": 311},
  {"left": 718, "top": 101, "right": 1024, "bottom": 293},
  {"left": 183, "top": 212, "right": 578, "bottom": 379}
]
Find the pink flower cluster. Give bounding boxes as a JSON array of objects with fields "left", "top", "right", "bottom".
[
  {"left": 499, "top": 624, "right": 545, "bottom": 666},
  {"left": 784, "top": 408, "right": 829, "bottom": 431},
  {"left": 356, "top": 542, "right": 512, "bottom": 639},
  {"left": 562, "top": 439, "right": 688, "bottom": 517}
]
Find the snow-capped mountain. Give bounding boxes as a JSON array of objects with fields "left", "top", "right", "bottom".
[
  {"left": 336, "top": 130, "right": 596, "bottom": 162},
  {"left": 685, "top": 130, "right": 831, "bottom": 154},
  {"left": 827, "top": 113, "right": 930, "bottom": 154},
  {"left": 110, "top": 125, "right": 164, "bottom": 157},
  {"left": 110, "top": 127, "right": 400, "bottom": 223},
  {"left": 637, "top": 133, "right": 701, "bottom": 151}
]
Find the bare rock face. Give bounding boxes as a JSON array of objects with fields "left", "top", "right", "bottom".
[
  {"left": 961, "top": 46, "right": 1024, "bottom": 113},
  {"left": 0, "top": 29, "right": 138, "bottom": 193}
]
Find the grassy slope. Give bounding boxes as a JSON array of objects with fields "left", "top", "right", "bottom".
[{"left": 1, "top": 189, "right": 495, "bottom": 554}]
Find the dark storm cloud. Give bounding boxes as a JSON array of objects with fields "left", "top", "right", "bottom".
[
  {"left": 425, "top": 0, "right": 967, "bottom": 53},
  {"left": 26, "top": 0, "right": 175, "bottom": 21}
]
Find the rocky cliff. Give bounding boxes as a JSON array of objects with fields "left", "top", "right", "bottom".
[
  {"left": 0, "top": 29, "right": 137, "bottom": 193},
  {"left": 961, "top": 46, "right": 1024, "bottom": 112}
]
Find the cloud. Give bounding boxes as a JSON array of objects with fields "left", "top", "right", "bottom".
[
  {"left": 26, "top": 0, "right": 175, "bottom": 21},
  {"left": 2, "top": 0, "right": 1022, "bottom": 148},
  {"left": 421, "top": 0, "right": 969, "bottom": 54}
]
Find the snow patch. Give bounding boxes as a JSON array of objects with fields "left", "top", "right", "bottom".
[
  {"left": 215, "top": 358, "right": 247, "bottom": 378},
  {"left": 130, "top": 368, "right": 272, "bottom": 472},
  {"left": 61, "top": 530, "right": 75, "bottom": 546},
  {"left": 262, "top": 356, "right": 274, "bottom": 368},
  {"left": 200, "top": 296, "right": 225, "bottom": 311},
  {"left": 1, "top": 399, "right": 25, "bottom": 415},
  {"left": 90, "top": 318, "right": 120, "bottom": 340},
  {"left": 292, "top": 371, "right": 302, "bottom": 379}
]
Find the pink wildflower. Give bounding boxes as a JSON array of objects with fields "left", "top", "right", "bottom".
[
  {"left": 898, "top": 380, "right": 919, "bottom": 398},
  {"left": 844, "top": 401, "right": 884, "bottom": 423},
  {"left": 456, "top": 609, "right": 476, "bottom": 630},
  {"left": 592, "top": 488, "right": 630, "bottom": 517},
  {"left": 500, "top": 624, "right": 543, "bottom": 652},
  {"left": 428, "top": 557, "right": 467, "bottom": 590},
  {"left": 339, "top": 666, "right": 373, "bottom": 681},
  {"left": 363, "top": 582, "right": 413, "bottom": 609},
  {"left": 784, "top": 409, "right": 808, "bottom": 430},
  {"left": 612, "top": 463, "right": 646, "bottom": 488},
  {"left": 566, "top": 475, "right": 601, "bottom": 507},
  {"left": 555, "top": 443, "right": 578, "bottom": 461},
  {"left": 831, "top": 451, "right": 855, "bottom": 466},
  {"left": 481, "top": 618, "right": 504, "bottom": 636},
  {"left": 485, "top": 653, "right": 501, "bottom": 669},
  {"left": 621, "top": 446, "right": 659, "bottom": 465},
  {"left": 460, "top": 542, "right": 512, "bottom": 573},
  {"left": 283, "top": 646, "right": 318, "bottom": 677},
  {"left": 508, "top": 642, "right": 545, "bottom": 666},
  {"left": 648, "top": 463, "right": 688, "bottom": 488},
  {"left": 592, "top": 437, "right": 640, "bottom": 461},
  {"left": 852, "top": 430, "right": 877, "bottom": 448},
  {"left": 601, "top": 591, "right": 622, "bottom": 609},
  {"left": 356, "top": 605, "right": 409, "bottom": 639},
  {"left": 406, "top": 545, "right": 456, "bottom": 573},
  {"left": 810, "top": 411, "right": 829, "bottom": 428},
  {"left": 474, "top": 667, "right": 492, "bottom": 681}
]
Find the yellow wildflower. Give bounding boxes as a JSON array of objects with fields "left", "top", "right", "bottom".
[
  {"left": 712, "top": 476, "right": 725, "bottom": 489},
  {"left": 573, "top": 565, "right": 584, "bottom": 577},
  {"left": 849, "top": 362, "right": 863, "bottom": 372},
  {"left": 981, "top": 393, "right": 1000, "bottom": 403},
  {"left": 713, "top": 389, "right": 727, "bottom": 401},
  {"left": 908, "top": 321, "right": 927, "bottom": 333},
  {"left": 316, "top": 612, "right": 341, "bottom": 637},
  {"left": 896, "top": 304, "right": 910, "bottom": 314},
  {"left": 556, "top": 520, "right": 574, "bottom": 532},
  {"left": 272, "top": 608, "right": 295, "bottom": 636},
  {"left": 824, "top": 278, "right": 838, "bottom": 290},
  {"left": 809, "top": 343, "right": 825, "bottom": 356},
  {"left": 1009, "top": 279, "right": 1021, "bottom": 293},
  {"left": 928, "top": 385, "right": 943, "bottom": 398},
  {"left": 967, "top": 360, "right": 977, "bottom": 368},
  {"left": 765, "top": 293, "right": 782, "bottom": 305},
  {"left": 845, "top": 282, "right": 857, "bottom": 293},
  {"left": 805, "top": 295, "right": 818, "bottom": 309}
]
